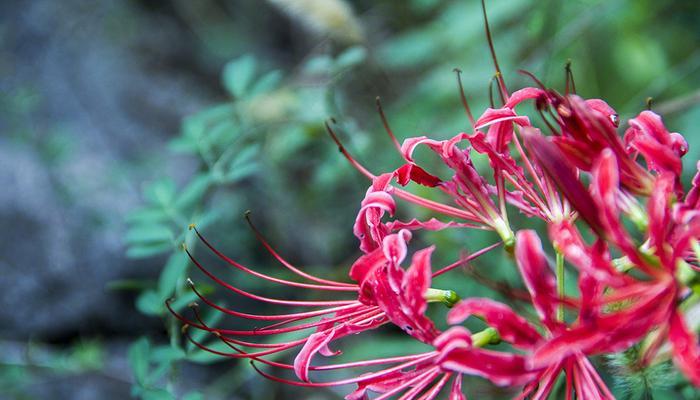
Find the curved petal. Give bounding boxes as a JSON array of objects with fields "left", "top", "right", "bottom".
[
  {"left": 505, "top": 87, "right": 545, "bottom": 109},
  {"left": 523, "top": 129, "right": 605, "bottom": 237},
  {"left": 395, "top": 163, "right": 441, "bottom": 187},
  {"left": 669, "top": 310, "right": 700, "bottom": 386},
  {"left": 369, "top": 243, "right": 439, "bottom": 343},
  {"left": 439, "top": 347, "right": 536, "bottom": 387},
  {"left": 515, "top": 230, "right": 561, "bottom": 331},
  {"left": 294, "top": 329, "right": 340, "bottom": 382},
  {"left": 448, "top": 298, "right": 541, "bottom": 350}
]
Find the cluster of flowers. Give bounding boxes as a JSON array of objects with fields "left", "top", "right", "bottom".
[{"left": 168, "top": 8, "right": 700, "bottom": 400}]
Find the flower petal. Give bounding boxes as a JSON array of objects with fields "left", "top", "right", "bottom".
[
  {"left": 523, "top": 128, "right": 605, "bottom": 237},
  {"left": 669, "top": 310, "right": 700, "bottom": 386},
  {"left": 294, "top": 328, "right": 339, "bottom": 382},
  {"left": 448, "top": 298, "right": 541, "bottom": 350},
  {"left": 449, "top": 375, "right": 466, "bottom": 400},
  {"left": 395, "top": 163, "right": 442, "bottom": 187},
  {"left": 439, "top": 347, "right": 536, "bottom": 387},
  {"left": 514, "top": 230, "right": 561, "bottom": 331},
  {"left": 505, "top": 87, "right": 546, "bottom": 109}
]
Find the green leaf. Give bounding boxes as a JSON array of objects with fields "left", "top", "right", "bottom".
[
  {"left": 126, "top": 207, "right": 170, "bottom": 224},
  {"left": 125, "top": 224, "right": 173, "bottom": 245},
  {"left": 222, "top": 55, "right": 257, "bottom": 98},
  {"left": 335, "top": 46, "right": 367, "bottom": 70},
  {"left": 168, "top": 135, "right": 199, "bottom": 154},
  {"left": 157, "top": 253, "right": 189, "bottom": 299},
  {"left": 128, "top": 337, "right": 151, "bottom": 384},
  {"left": 150, "top": 346, "right": 185, "bottom": 364},
  {"left": 136, "top": 290, "right": 164, "bottom": 316},
  {"left": 226, "top": 163, "right": 258, "bottom": 183},
  {"left": 126, "top": 242, "right": 173, "bottom": 259},
  {"left": 231, "top": 143, "right": 260, "bottom": 167},
  {"left": 174, "top": 174, "right": 212, "bottom": 211},
  {"left": 249, "top": 70, "right": 283, "bottom": 97},
  {"left": 143, "top": 179, "right": 177, "bottom": 207},
  {"left": 183, "top": 392, "right": 204, "bottom": 400},
  {"left": 141, "top": 389, "right": 174, "bottom": 400},
  {"left": 106, "top": 279, "right": 151, "bottom": 291},
  {"left": 303, "top": 55, "right": 333, "bottom": 74}
]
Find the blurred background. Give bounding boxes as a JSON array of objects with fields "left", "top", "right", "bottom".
[{"left": 1, "top": 0, "right": 699, "bottom": 398}]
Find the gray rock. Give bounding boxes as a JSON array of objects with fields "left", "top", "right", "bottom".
[{"left": 0, "top": 0, "right": 212, "bottom": 339}]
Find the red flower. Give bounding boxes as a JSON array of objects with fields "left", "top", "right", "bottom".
[
  {"left": 447, "top": 230, "right": 616, "bottom": 399},
  {"left": 528, "top": 146, "right": 700, "bottom": 387},
  {"left": 170, "top": 222, "right": 495, "bottom": 387}
]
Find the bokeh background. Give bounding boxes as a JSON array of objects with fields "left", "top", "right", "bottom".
[{"left": 1, "top": 0, "right": 700, "bottom": 399}]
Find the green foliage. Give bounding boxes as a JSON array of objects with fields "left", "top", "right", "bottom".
[
  {"left": 119, "top": 45, "right": 377, "bottom": 398},
  {"left": 0, "top": 340, "right": 105, "bottom": 397},
  {"left": 114, "top": 1, "right": 700, "bottom": 399},
  {"left": 605, "top": 346, "right": 698, "bottom": 400}
]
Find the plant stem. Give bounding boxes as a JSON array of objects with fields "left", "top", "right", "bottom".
[
  {"left": 556, "top": 250, "right": 565, "bottom": 322},
  {"left": 471, "top": 327, "right": 501, "bottom": 347}
]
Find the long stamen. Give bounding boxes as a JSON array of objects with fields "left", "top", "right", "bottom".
[
  {"left": 453, "top": 68, "right": 476, "bottom": 127},
  {"left": 565, "top": 59, "right": 577, "bottom": 95},
  {"left": 376, "top": 96, "right": 402, "bottom": 153},
  {"left": 375, "top": 367, "right": 439, "bottom": 400},
  {"left": 179, "top": 304, "right": 385, "bottom": 359},
  {"left": 243, "top": 212, "right": 357, "bottom": 287},
  {"left": 249, "top": 352, "right": 437, "bottom": 387},
  {"left": 537, "top": 104, "right": 559, "bottom": 136},
  {"left": 517, "top": 69, "right": 548, "bottom": 91},
  {"left": 190, "top": 226, "right": 358, "bottom": 291},
  {"left": 432, "top": 241, "right": 502, "bottom": 277},
  {"left": 209, "top": 327, "right": 435, "bottom": 372},
  {"left": 185, "top": 248, "right": 355, "bottom": 307},
  {"left": 188, "top": 280, "right": 360, "bottom": 321},
  {"left": 488, "top": 77, "right": 497, "bottom": 108},
  {"left": 325, "top": 118, "right": 375, "bottom": 180},
  {"left": 326, "top": 120, "right": 483, "bottom": 222},
  {"left": 417, "top": 373, "right": 452, "bottom": 400},
  {"left": 488, "top": 74, "right": 505, "bottom": 107},
  {"left": 481, "top": 0, "right": 508, "bottom": 99}
]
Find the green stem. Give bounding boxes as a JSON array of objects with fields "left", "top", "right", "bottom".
[
  {"left": 424, "top": 288, "right": 460, "bottom": 308},
  {"left": 556, "top": 250, "right": 565, "bottom": 322},
  {"left": 471, "top": 327, "right": 501, "bottom": 347}
]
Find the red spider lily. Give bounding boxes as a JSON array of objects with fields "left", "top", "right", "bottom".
[
  {"left": 168, "top": 221, "right": 497, "bottom": 385},
  {"left": 353, "top": 171, "right": 483, "bottom": 255},
  {"left": 353, "top": 73, "right": 632, "bottom": 248},
  {"left": 161, "top": 0, "right": 700, "bottom": 396},
  {"left": 448, "top": 230, "right": 616, "bottom": 399},
  {"left": 525, "top": 142, "right": 700, "bottom": 387},
  {"left": 542, "top": 92, "right": 655, "bottom": 195},
  {"left": 251, "top": 323, "right": 531, "bottom": 400},
  {"left": 326, "top": 119, "right": 495, "bottom": 236}
]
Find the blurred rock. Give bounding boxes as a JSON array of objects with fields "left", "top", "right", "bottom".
[{"left": 0, "top": 0, "right": 214, "bottom": 339}]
